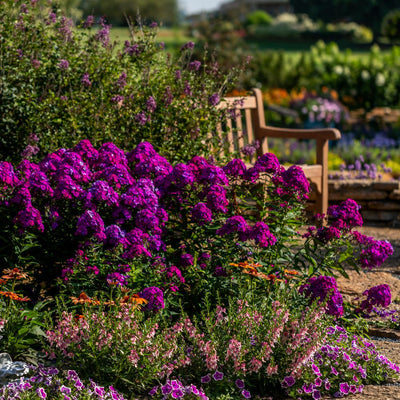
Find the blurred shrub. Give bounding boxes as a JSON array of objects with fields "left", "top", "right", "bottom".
[
  {"left": 381, "top": 9, "right": 400, "bottom": 42},
  {"left": 245, "top": 41, "right": 400, "bottom": 110},
  {"left": 245, "top": 10, "right": 273, "bottom": 28},
  {"left": 0, "top": 0, "right": 243, "bottom": 164}
]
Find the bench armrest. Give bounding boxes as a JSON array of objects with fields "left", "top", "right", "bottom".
[{"left": 256, "top": 125, "right": 341, "bottom": 141}]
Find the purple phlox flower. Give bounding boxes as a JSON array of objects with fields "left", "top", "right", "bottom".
[
  {"left": 86, "top": 180, "right": 119, "bottom": 207},
  {"left": 81, "top": 72, "right": 91, "bottom": 87},
  {"left": 216, "top": 215, "right": 249, "bottom": 241},
  {"left": 191, "top": 202, "right": 213, "bottom": 225},
  {"left": 357, "top": 284, "right": 392, "bottom": 313},
  {"left": 328, "top": 198, "right": 363, "bottom": 230},
  {"left": 198, "top": 165, "right": 228, "bottom": 186},
  {"left": 106, "top": 271, "right": 129, "bottom": 286},
  {"left": 206, "top": 185, "right": 228, "bottom": 213},
  {"left": 181, "top": 253, "right": 194, "bottom": 267},
  {"left": 104, "top": 224, "right": 128, "bottom": 248},
  {"left": 299, "top": 275, "right": 343, "bottom": 317},
  {"left": 168, "top": 163, "right": 196, "bottom": 189},
  {"left": 254, "top": 152, "right": 280, "bottom": 174},
  {"left": 75, "top": 209, "right": 106, "bottom": 241},
  {"left": 223, "top": 158, "right": 247, "bottom": 177},
  {"left": 356, "top": 234, "right": 394, "bottom": 269},
  {"left": 94, "top": 165, "right": 134, "bottom": 189},
  {"left": 280, "top": 165, "right": 310, "bottom": 199},
  {"left": 14, "top": 204, "right": 44, "bottom": 232},
  {"left": 187, "top": 155, "right": 210, "bottom": 177},
  {"left": 214, "top": 265, "right": 227, "bottom": 277},
  {"left": 139, "top": 286, "right": 164, "bottom": 312},
  {"left": 162, "top": 383, "right": 173, "bottom": 395},
  {"left": 0, "top": 161, "right": 20, "bottom": 187},
  {"left": 162, "top": 265, "right": 185, "bottom": 283},
  {"left": 72, "top": 140, "right": 99, "bottom": 163},
  {"left": 54, "top": 175, "right": 84, "bottom": 200},
  {"left": 135, "top": 208, "right": 160, "bottom": 234},
  {"left": 94, "top": 142, "right": 128, "bottom": 168},
  {"left": 248, "top": 221, "right": 277, "bottom": 247}
]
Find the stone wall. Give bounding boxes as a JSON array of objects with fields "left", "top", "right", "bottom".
[{"left": 324, "top": 180, "right": 400, "bottom": 226}]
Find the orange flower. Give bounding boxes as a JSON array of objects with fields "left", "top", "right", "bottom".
[
  {"left": 0, "top": 291, "right": 30, "bottom": 301},
  {"left": 70, "top": 292, "right": 101, "bottom": 305},
  {"left": 1, "top": 268, "right": 28, "bottom": 281},
  {"left": 120, "top": 293, "right": 148, "bottom": 305}
]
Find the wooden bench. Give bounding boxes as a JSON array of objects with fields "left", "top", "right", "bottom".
[{"left": 218, "top": 88, "right": 341, "bottom": 216}]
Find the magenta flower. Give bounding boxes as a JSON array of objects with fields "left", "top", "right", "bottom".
[
  {"left": 242, "top": 389, "right": 251, "bottom": 398},
  {"left": 213, "top": 370, "right": 224, "bottom": 381},
  {"left": 235, "top": 379, "right": 245, "bottom": 389},
  {"left": 58, "top": 59, "right": 69, "bottom": 70}
]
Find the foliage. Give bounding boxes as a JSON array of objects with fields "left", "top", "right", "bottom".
[
  {"left": 291, "top": 0, "right": 400, "bottom": 35},
  {"left": 0, "top": 268, "right": 48, "bottom": 363},
  {"left": 245, "top": 42, "right": 400, "bottom": 110},
  {"left": 381, "top": 9, "right": 400, "bottom": 42},
  {"left": 245, "top": 10, "right": 273, "bottom": 28},
  {"left": 0, "top": 0, "right": 242, "bottom": 165}
]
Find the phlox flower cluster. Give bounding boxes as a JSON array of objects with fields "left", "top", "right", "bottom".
[
  {"left": 0, "top": 366, "right": 127, "bottom": 400},
  {"left": 299, "top": 276, "right": 344, "bottom": 317},
  {"left": 356, "top": 284, "right": 392, "bottom": 314},
  {"left": 352, "top": 231, "right": 394, "bottom": 269},
  {"left": 328, "top": 198, "right": 363, "bottom": 230},
  {"left": 0, "top": 139, "right": 311, "bottom": 300}
]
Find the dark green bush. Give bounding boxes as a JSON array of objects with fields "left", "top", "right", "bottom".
[{"left": 381, "top": 9, "right": 400, "bottom": 42}]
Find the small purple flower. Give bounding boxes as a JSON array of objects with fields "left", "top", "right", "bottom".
[
  {"left": 208, "top": 93, "right": 220, "bottom": 106},
  {"left": 139, "top": 286, "right": 164, "bottom": 312},
  {"left": 201, "top": 375, "right": 211, "bottom": 384},
  {"left": 189, "top": 60, "right": 201, "bottom": 71},
  {"left": 213, "top": 370, "right": 224, "bottom": 381},
  {"left": 181, "top": 253, "right": 194, "bottom": 267},
  {"left": 161, "top": 383, "right": 173, "bottom": 395},
  {"left": 191, "top": 202, "right": 213, "bottom": 225},
  {"left": 58, "top": 59, "right": 69, "bottom": 70},
  {"left": 339, "top": 382, "right": 350, "bottom": 395},
  {"left": 235, "top": 379, "right": 245, "bottom": 389},
  {"left": 242, "top": 389, "right": 251, "bottom": 399},
  {"left": 146, "top": 96, "right": 157, "bottom": 113},
  {"left": 135, "top": 111, "right": 148, "bottom": 125},
  {"left": 81, "top": 72, "right": 91, "bottom": 87},
  {"left": 83, "top": 15, "right": 95, "bottom": 28},
  {"left": 181, "top": 41, "right": 194, "bottom": 50},
  {"left": 37, "top": 387, "right": 47, "bottom": 399},
  {"left": 282, "top": 376, "right": 295, "bottom": 387}
]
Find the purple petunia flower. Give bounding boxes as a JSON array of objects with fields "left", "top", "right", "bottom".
[
  {"left": 213, "top": 370, "right": 224, "bottom": 381},
  {"left": 339, "top": 382, "right": 350, "bottom": 395},
  {"left": 201, "top": 375, "right": 211, "bottom": 384},
  {"left": 235, "top": 379, "right": 245, "bottom": 389},
  {"left": 282, "top": 376, "right": 295, "bottom": 387},
  {"left": 242, "top": 389, "right": 251, "bottom": 399}
]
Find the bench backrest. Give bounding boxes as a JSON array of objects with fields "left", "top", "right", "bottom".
[{"left": 217, "top": 88, "right": 268, "bottom": 164}]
